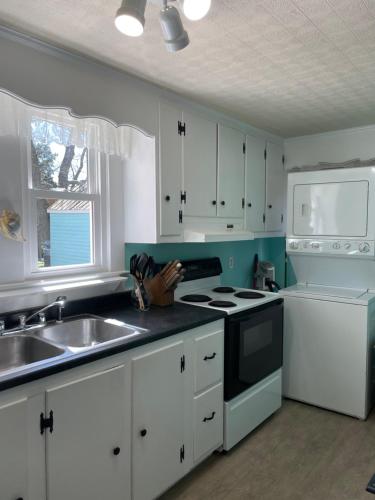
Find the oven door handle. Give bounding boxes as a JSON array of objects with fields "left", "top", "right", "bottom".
[
  {"left": 203, "top": 352, "right": 216, "bottom": 361},
  {"left": 203, "top": 411, "right": 216, "bottom": 422}
]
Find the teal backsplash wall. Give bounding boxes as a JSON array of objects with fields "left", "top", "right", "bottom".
[{"left": 125, "top": 237, "right": 286, "bottom": 289}]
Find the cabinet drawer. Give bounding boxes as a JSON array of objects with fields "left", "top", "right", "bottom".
[
  {"left": 194, "top": 330, "right": 223, "bottom": 394},
  {"left": 194, "top": 383, "right": 223, "bottom": 463}
]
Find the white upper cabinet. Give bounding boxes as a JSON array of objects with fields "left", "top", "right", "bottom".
[
  {"left": 245, "top": 135, "right": 266, "bottom": 232},
  {"left": 159, "top": 101, "right": 183, "bottom": 236},
  {"left": 265, "top": 141, "right": 285, "bottom": 232},
  {"left": 125, "top": 99, "right": 284, "bottom": 243},
  {"left": 183, "top": 112, "right": 217, "bottom": 217},
  {"left": 217, "top": 124, "right": 245, "bottom": 218}
]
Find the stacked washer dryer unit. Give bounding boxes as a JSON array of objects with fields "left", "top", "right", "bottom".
[{"left": 282, "top": 166, "right": 375, "bottom": 420}]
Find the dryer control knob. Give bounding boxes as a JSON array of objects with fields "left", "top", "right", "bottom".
[
  {"left": 311, "top": 242, "right": 320, "bottom": 249},
  {"left": 332, "top": 242, "right": 341, "bottom": 250},
  {"left": 344, "top": 243, "right": 351, "bottom": 250},
  {"left": 359, "top": 242, "right": 370, "bottom": 253},
  {"left": 289, "top": 241, "right": 299, "bottom": 250}
]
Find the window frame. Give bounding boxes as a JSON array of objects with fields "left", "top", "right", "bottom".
[{"left": 23, "top": 113, "right": 108, "bottom": 278}]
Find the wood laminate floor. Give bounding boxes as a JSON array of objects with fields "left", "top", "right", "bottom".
[{"left": 162, "top": 400, "right": 375, "bottom": 500}]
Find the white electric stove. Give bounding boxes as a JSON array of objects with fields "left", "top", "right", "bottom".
[
  {"left": 171, "top": 258, "right": 283, "bottom": 450},
  {"left": 175, "top": 276, "right": 280, "bottom": 315}
]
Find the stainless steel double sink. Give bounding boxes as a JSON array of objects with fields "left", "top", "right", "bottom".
[{"left": 0, "top": 315, "right": 146, "bottom": 374}]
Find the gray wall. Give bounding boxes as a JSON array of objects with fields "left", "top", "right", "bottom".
[{"left": 0, "top": 27, "right": 282, "bottom": 142}]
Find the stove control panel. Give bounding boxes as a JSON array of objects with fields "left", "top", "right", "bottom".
[{"left": 287, "top": 239, "right": 375, "bottom": 258}]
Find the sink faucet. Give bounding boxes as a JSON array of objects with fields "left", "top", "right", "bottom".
[
  {"left": 0, "top": 296, "right": 67, "bottom": 336},
  {"left": 21, "top": 296, "right": 67, "bottom": 328}
]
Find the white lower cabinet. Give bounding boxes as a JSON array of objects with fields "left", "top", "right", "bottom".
[
  {"left": 0, "top": 365, "right": 130, "bottom": 500},
  {"left": 131, "top": 321, "right": 224, "bottom": 500},
  {"left": 46, "top": 365, "right": 128, "bottom": 500},
  {"left": 193, "top": 383, "right": 223, "bottom": 463},
  {"left": 0, "top": 320, "right": 224, "bottom": 500},
  {"left": 194, "top": 330, "right": 223, "bottom": 394},
  {"left": 0, "top": 394, "right": 44, "bottom": 500},
  {"left": 132, "top": 341, "right": 185, "bottom": 500}
]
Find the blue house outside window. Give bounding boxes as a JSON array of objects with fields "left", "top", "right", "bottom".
[{"left": 48, "top": 200, "right": 91, "bottom": 267}]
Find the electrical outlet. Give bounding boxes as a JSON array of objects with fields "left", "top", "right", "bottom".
[{"left": 229, "top": 256, "right": 234, "bottom": 269}]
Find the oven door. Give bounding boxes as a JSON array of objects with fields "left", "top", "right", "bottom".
[{"left": 224, "top": 299, "right": 283, "bottom": 401}]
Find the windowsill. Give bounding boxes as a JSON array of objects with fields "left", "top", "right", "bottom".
[{"left": 0, "top": 271, "right": 130, "bottom": 314}]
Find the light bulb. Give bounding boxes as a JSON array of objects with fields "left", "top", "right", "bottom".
[
  {"left": 115, "top": 14, "right": 144, "bottom": 36},
  {"left": 182, "top": 0, "right": 211, "bottom": 21},
  {"left": 115, "top": 0, "right": 146, "bottom": 37}
]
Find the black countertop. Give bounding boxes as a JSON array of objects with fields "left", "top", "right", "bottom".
[{"left": 0, "top": 293, "right": 226, "bottom": 392}]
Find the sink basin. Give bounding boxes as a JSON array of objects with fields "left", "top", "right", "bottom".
[
  {"left": 35, "top": 316, "right": 144, "bottom": 348},
  {"left": 0, "top": 335, "right": 65, "bottom": 373}
]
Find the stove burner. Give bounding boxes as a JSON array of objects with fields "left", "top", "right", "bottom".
[
  {"left": 209, "top": 300, "right": 237, "bottom": 308},
  {"left": 234, "top": 291, "right": 266, "bottom": 299},
  {"left": 212, "top": 286, "right": 236, "bottom": 293},
  {"left": 180, "top": 294, "right": 212, "bottom": 303}
]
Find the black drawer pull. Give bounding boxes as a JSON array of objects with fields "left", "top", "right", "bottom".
[
  {"left": 204, "top": 353, "right": 216, "bottom": 361},
  {"left": 140, "top": 429, "right": 147, "bottom": 437},
  {"left": 16, "top": 498, "right": 24, "bottom": 500},
  {"left": 203, "top": 411, "right": 216, "bottom": 422},
  {"left": 113, "top": 447, "right": 121, "bottom": 456}
]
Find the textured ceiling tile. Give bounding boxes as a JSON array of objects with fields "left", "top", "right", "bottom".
[{"left": 1, "top": 0, "right": 375, "bottom": 137}]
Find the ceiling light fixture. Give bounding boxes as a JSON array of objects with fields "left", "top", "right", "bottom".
[
  {"left": 160, "top": 3, "right": 190, "bottom": 52},
  {"left": 115, "top": 0, "right": 147, "bottom": 37},
  {"left": 115, "top": 0, "right": 208, "bottom": 51},
  {"left": 181, "top": 0, "right": 211, "bottom": 21}
]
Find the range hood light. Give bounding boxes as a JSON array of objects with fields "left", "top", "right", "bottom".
[
  {"left": 182, "top": 0, "right": 211, "bottom": 21},
  {"left": 115, "top": 0, "right": 147, "bottom": 37}
]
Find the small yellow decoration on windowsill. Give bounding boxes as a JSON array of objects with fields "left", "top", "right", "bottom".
[{"left": 0, "top": 209, "right": 25, "bottom": 242}]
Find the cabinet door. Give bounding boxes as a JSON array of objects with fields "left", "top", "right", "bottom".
[
  {"left": 46, "top": 365, "right": 129, "bottom": 500},
  {"left": 0, "top": 394, "right": 45, "bottom": 500},
  {"left": 245, "top": 135, "right": 266, "bottom": 232},
  {"left": 132, "top": 341, "right": 185, "bottom": 500},
  {"left": 159, "top": 101, "right": 183, "bottom": 236},
  {"left": 194, "top": 330, "right": 224, "bottom": 394},
  {"left": 193, "top": 384, "right": 223, "bottom": 463},
  {"left": 265, "top": 141, "right": 285, "bottom": 232},
  {"left": 183, "top": 112, "right": 217, "bottom": 217},
  {"left": 217, "top": 124, "right": 245, "bottom": 218}
]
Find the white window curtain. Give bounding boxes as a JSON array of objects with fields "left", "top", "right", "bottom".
[{"left": 0, "top": 88, "right": 131, "bottom": 158}]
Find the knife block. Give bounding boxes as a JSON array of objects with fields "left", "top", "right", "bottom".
[{"left": 144, "top": 274, "right": 175, "bottom": 307}]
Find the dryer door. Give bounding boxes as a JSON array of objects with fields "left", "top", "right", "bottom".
[{"left": 293, "top": 180, "right": 369, "bottom": 237}]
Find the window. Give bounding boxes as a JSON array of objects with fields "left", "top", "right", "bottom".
[{"left": 26, "top": 114, "right": 103, "bottom": 275}]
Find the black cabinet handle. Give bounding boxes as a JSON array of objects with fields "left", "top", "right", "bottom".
[
  {"left": 248, "top": 203, "right": 252, "bottom": 207},
  {"left": 140, "top": 429, "right": 147, "bottom": 437},
  {"left": 221, "top": 201, "right": 225, "bottom": 206},
  {"left": 268, "top": 204, "right": 272, "bottom": 209},
  {"left": 165, "top": 195, "right": 170, "bottom": 202},
  {"left": 113, "top": 447, "right": 121, "bottom": 456},
  {"left": 212, "top": 200, "right": 217, "bottom": 206},
  {"left": 16, "top": 498, "right": 24, "bottom": 500},
  {"left": 203, "top": 411, "right": 216, "bottom": 422},
  {"left": 203, "top": 353, "right": 216, "bottom": 361}
]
